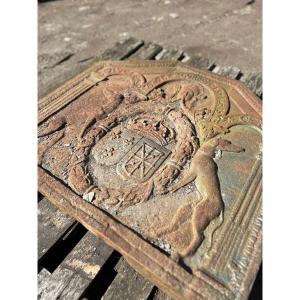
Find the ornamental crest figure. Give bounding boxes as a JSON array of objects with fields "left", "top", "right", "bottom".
[{"left": 38, "top": 60, "right": 262, "bottom": 300}]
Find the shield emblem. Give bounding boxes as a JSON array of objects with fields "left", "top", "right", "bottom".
[{"left": 117, "top": 137, "right": 171, "bottom": 183}]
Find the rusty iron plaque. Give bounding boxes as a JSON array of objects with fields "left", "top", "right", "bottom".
[{"left": 38, "top": 60, "right": 262, "bottom": 300}]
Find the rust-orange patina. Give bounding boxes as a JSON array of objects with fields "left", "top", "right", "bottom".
[{"left": 38, "top": 60, "right": 262, "bottom": 300}]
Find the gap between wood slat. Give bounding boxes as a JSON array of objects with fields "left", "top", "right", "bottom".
[
  {"left": 38, "top": 222, "right": 87, "bottom": 273},
  {"left": 79, "top": 251, "right": 122, "bottom": 300}
]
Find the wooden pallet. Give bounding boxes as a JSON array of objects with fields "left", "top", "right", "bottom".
[{"left": 38, "top": 37, "right": 262, "bottom": 300}]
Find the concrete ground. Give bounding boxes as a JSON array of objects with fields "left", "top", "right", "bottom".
[{"left": 38, "top": 0, "right": 261, "bottom": 96}]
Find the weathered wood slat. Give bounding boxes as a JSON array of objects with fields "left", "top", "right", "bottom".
[
  {"left": 39, "top": 62, "right": 94, "bottom": 99},
  {"left": 38, "top": 197, "right": 75, "bottom": 260},
  {"left": 129, "top": 42, "right": 163, "bottom": 60},
  {"left": 38, "top": 267, "right": 75, "bottom": 300},
  {"left": 39, "top": 36, "right": 145, "bottom": 97},
  {"left": 101, "top": 258, "right": 154, "bottom": 300},
  {"left": 150, "top": 288, "right": 173, "bottom": 300},
  {"left": 213, "top": 65, "right": 241, "bottom": 79},
  {"left": 183, "top": 54, "right": 215, "bottom": 70},
  {"left": 38, "top": 51, "right": 74, "bottom": 72},
  {"left": 100, "top": 37, "right": 144, "bottom": 60},
  {"left": 38, "top": 268, "right": 51, "bottom": 286},
  {"left": 57, "top": 274, "right": 89, "bottom": 300},
  {"left": 242, "top": 72, "right": 262, "bottom": 98},
  {"left": 61, "top": 232, "right": 113, "bottom": 279},
  {"left": 38, "top": 232, "right": 114, "bottom": 300},
  {"left": 155, "top": 48, "right": 183, "bottom": 61}
]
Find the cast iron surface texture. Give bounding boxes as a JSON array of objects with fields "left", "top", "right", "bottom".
[{"left": 38, "top": 58, "right": 262, "bottom": 300}]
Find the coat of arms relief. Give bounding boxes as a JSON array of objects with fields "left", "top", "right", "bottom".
[{"left": 38, "top": 62, "right": 262, "bottom": 295}]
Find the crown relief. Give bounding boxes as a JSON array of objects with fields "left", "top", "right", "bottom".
[{"left": 127, "top": 117, "right": 175, "bottom": 146}]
